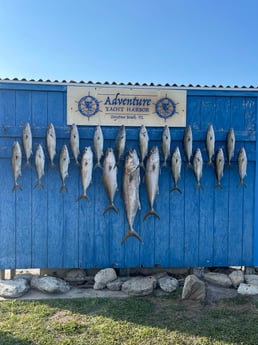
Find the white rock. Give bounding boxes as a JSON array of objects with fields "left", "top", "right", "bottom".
[
  {"left": 182, "top": 274, "right": 206, "bottom": 301},
  {"left": 31, "top": 276, "right": 70, "bottom": 294},
  {"left": 94, "top": 268, "right": 117, "bottom": 290},
  {"left": 122, "top": 277, "right": 155, "bottom": 296},
  {"left": 158, "top": 276, "right": 178, "bottom": 293},
  {"left": 244, "top": 274, "right": 258, "bottom": 286},
  {"left": 107, "top": 278, "right": 125, "bottom": 291},
  {"left": 238, "top": 283, "right": 258, "bottom": 295},
  {"left": 203, "top": 272, "right": 232, "bottom": 288},
  {"left": 229, "top": 270, "right": 244, "bottom": 288},
  {"left": 0, "top": 278, "right": 30, "bottom": 298}
]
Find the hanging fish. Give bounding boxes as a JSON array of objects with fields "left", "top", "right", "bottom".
[
  {"left": 102, "top": 147, "right": 118, "bottom": 215},
  {"left": 170, "top": 147, "right": 182, "bottom": 193},
  {"left": 22, "top": 122, "right": 32, "bottom": 166},
  {"left": 115, "top": 125, "right": 126, "bottom": 167},
  {"left": 138, "top": 124, "right": 149, "bottom": 169},
  {"left": 70, "top": 123, "right": 80, "bottom": 166},
  {"left": 183, "top": 125, "right": 193, "bottom": 168},
  {"left": 226, "top": 128, "right": 235, "bottom": 167},
  {"left": 193, "top": 148, "right": 203, "bottom": 190},
  {"left": 77, "top": 146, "right": 93, "bottom": 201},
  {"left": 161, "top": 124, "right": 171, "bottom": 167},
  {"left": 46, "top": 123, "right": 56, "bottom": 168},
  {"left": 34, "top": 144, "right": 45, "bottom": 189},
  {"left": 59, "top": 145, "right": 70, "bottom": 192},
  {"left": 237, "top": 147, "right": 247, "bottom": 188},
  {"left": 215, "top": 148, "right": 225, "bottom": 189},
  {"left": 206, "top": 124, "right": 215, "bottom": 165},
  {"left": 93, "top": 125, "right": 104, "bottom": 169},
  {"left": 11, "top": 141, "right": 22, "bottom": 191}
]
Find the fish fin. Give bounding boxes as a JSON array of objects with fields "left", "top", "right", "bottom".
[
  {"left": 33, "top": 181, "right": 44, "bottom": 189},
  {"left": 94, "top": 162, "right": 102, "bottom": 170},
  {"left": 121, "top": 228, "right": 143, "bottom": 245},
  {"left": 12, "top": 183, "right": 22, "bottom": 192},
  {"left": 103, "top": 204, "right": 119, "bottom": 215},
  {"left": 169, "top": 185, "right": 182, "bottom": 193},
  {"left": 75, "top": 160, "right": 80, "bottom": 167},
  {"left": 60, "top": 184, "right": 68, "bottom": 193},
  {"left": 139, "top": 162, "right": 145, "bottom": 171},
  {"left": 143, "top": 209, "right": 160, "bottom": 221},
  {"left": 215, "top": 183, "right": 223, "bottom": 190},
  {"left": 77, "top": 194, "right": 90, "bottom": 202}
]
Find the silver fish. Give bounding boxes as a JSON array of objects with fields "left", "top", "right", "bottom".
[
  {"left": 193, "top": 148, "right": 203, "bottom": 190},
  {"left": 11, "top": 141, "right": 22, "bottom": 191},
  {"left": 77, "top": 146, "right": 93, "bottom": 201},
  {"left": 22, "top": 122, "right": 32, "bottom": 166},
  {"left": 59, "top": 144, "right": 70, "bottom": 192},
  {"left": 215, "top": 148, "right": 225, "bottom": 189},
  {"left": 46, "top": 123, "right": 56, "bottom": 167},
  {"left": 102, "top": 147, "right": 118, "bottom": 215},
  {"left": 206, "top": 124, "right": 215, "bottom": 165},
  {"left": 34, "top": 144, "right": 45, "bottom": 189},
  {"left": 237, "top": 147, "right": 247, "bottom": 188},
  {"left": 183, "top": 125, "right": 193, "bottom": 168},
  {"left": 70, "top": 123, "right": 80, "bottom": 166},
  {"left": 115, "top": 125, "right": 126, "bottom": 166},
  {"left": 144, "top": 146, "right": 160, "bottom": 220},
  {"left": 121, "top": 149, "right": 142, "bottom": 244},
  {"left": 161, "top": 125, "right": 171, "bottom": 167},
  {"left": 226, "top": 128, "right": 235, "bottom": 167},
  {"left": 170, "top": 147, "right": 182, "bottom": 193},
  {"left": 93, "top": 125, "right": 104, "bottom": 169},
  {"left": 139, "top": 124, "right": 149, "bottom": 169}
]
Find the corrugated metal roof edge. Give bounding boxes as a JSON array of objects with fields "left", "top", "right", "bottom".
[{"left": 0, "top": 77, "right": 258, "bottom": 90}]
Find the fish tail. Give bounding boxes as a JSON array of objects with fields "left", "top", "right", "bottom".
[
  {"left": 186, "top": 162, "right": 192, "bottom": 169},
  {"left": 237, "top": 180, "right": 247, "bottom": 188},
  {"left": 12, "top": 182, "right": 22, "bottom": 192},
  {"left": 75, "top": 160, "right": 80, "bottom": 167},
  {"left": 139, "top": 162, "right": 145, "bottom": 170},
  {"left": 143, "top": 208, "right": 160, "bottom": 221},
  {"left": 121, "top": 228, "right": 143, "bottom": 245},
  {"left": 33, "top": 181, "right": 44, "bottom": 189},
  {"left": 169, "top": 185, "right": 182, "bottom": 194},
  {"left": 24, "top": 161, "right": 32, "bottom": 168},
  {"left": 196, "top": 183, "right": 204, "bottom": 190},
  {"left": 94, "top": 162, "right": 102, "bottom": 170},
  {"left": 207, "top": 160, "right": 214, "bottom": 167},
  {"left": 162, "top": 161, "right": 167, "bottom": 167},
  {"left": 60, "top": 184, "right": 68, "bottom": 193},
  {"left": 215, "top": 183, "right": 223, "bottom": 190},
  {"left": 103, "top": 203, "right": 119, "bottom": 215},
  {"left": 77, "top": 194, "right": 90, "bottom": 202},
  {"left": 49, "top": 163, "right": 57, "bottom": 169}
]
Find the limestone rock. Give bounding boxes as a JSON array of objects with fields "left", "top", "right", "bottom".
[
  {"left": 182, "top": 274, "right": 206, "bottom": 301},
  {"left": 203, "top": 272, "right": 232, "bottom": 288},
  {"left": 0, "top": 278, "right": 30, "bottom": 298},
  {"left": 206, "top": 284, "right": 237, "bottom": 303},
  {"left": 244, "top": 274, "right": 258, "bottom": 286},
  {"left": 238, "top": 283, "right": 258, "bottom": 295},
  {"left": 158, "top": 276, "right": 178, "bottom": 293},
  {"left": 229, "top": 270, "right": 244, "bottom": 288},
  {"left": 94, "top": 268, "right": 117, "bottom": 290},
  {"left": 121, "top": 277, "right": 155, "bottom": 296},
  {"left": 107, "top": 278, "right": 125, "bottom": 291},
  {"left": 64, "top": 269, "right": 87, "bottom": 284},
  {"left": 31, "top": 276, "right": 70, "bottom": 294}
]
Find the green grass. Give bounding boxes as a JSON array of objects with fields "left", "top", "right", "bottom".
[{"left": 0, "top": 294, "right": 258, "bottom": 345}]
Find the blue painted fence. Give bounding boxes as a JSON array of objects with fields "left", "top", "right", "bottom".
[{"left": 0, "top": 81, "right": 257, "bottom": 269}]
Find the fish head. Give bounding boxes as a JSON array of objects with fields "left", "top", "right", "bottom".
[{"left": 125, "top": 149, "right": 139, "bottom": 173}]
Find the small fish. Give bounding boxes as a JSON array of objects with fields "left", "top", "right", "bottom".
[
  {"left": 161, "top": 125, "right": 171, "bottom": 167},
  {"left": 46, "top": 123, "right": 56, "bottom": 168},
  {"left": 237, "top": 147, "right": 247, "bottom": 188},
  {"left": 170, "top": 147, "right": 182, "bottom": 193},
  {"left": 77, "top": 146, "right": 93, "bottom": 201},
  {"left": 93, "top": 125, "right": 104, "bottom": 169},
  {"left": 59, "top": 145, "right": 70, "bottom": 192},
  {"left": 206, "top": 124, "right": 215, "bottom": 165},
  {"left": 183, "top": 125, "right": 193, "bottom": 168},
  {"left": 139, "top": 124, "right": 149, "bottom": 169},
  {"left": 193, "top": 148, "right": 203, "bottom": 190},
  {"left": 143, "top": 146, "right": 160, "bottom": 220},
  {"left": 11, "top": 141, "right": 22, "bottom": 191},
  {"left": 226, "top": 128, "right": 235, "bottom": 167},
  {"left": 102, "top": 147, "right": 118, "bottom": 215},
  {"left": 121, "top": 149, "right": 142, "bottom": 244},
  {"left": 22, "top": 122, "right": 32, "bottom": 166},
  {"left": 34, "top": 144, "right": 45, "bottom": 189},
  {"left": 70, "top": 123, "right": 80, "bottom": 165},
  {"left": 215, "top": 148, "right": 225, "bottom": 189},
  {"left": 115, "top": 125, "right": 126, "bottom": 166}
]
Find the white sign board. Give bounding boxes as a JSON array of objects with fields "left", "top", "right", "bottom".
[{"left": 67, "top": 85, "right": 186, "bottom": 127}]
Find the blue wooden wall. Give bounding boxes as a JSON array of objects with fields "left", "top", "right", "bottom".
[{"left": 0, "top": 81, "right": 257, "bottom": 269}]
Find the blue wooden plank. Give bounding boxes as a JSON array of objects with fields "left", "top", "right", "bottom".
[
  {"left": 15, "top": 91, "right": 32, "bottom": 126},
  {"left": 0, "top": 90, "right": 15, "bottom": 126},
  {"left": 0, "top": 81, "right": 66, "bottom": 92},
  {"left": 47, "top": 91, "right": 65, "bottom": 125},
  {"left": 31, "top": 91, "right": 48, "bottom": 127}
]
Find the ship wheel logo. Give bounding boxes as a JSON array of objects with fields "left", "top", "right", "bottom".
[
  {"left": 155, "top": 96, "right": 177, "bottom": 120},
  {"left": 77, "top": 94, "right": 100, "bottom": 118}
]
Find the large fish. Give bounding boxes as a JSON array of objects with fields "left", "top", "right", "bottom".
[
  {"left": 34, "top": 144, "right": 45, "bottom": 189},
  {"left": 161, "top": 124, "right": 171, "bottom": 167},
  {"left": 77, "top": 146, "right": 93, "bottom": 201},
  {"left": 206, "top": 124, "right": 215, "bottom": 165},
  {"left": 121, "top": 149, "right": 142, "bottom": 244},
  {"left": 143, "top": 146, "right": 160, "bottom": 220},
  {"left": 11, "top": 141, "right": 22, "bottom": 191},
  {"left": 59, "top": 144, "right": 70, "bottom": 192},
  {"left": 93, "top": 125, "right": 104, "bottom": 169},
  {"left": 115, "top": 125, "right": 126, "bottom": 166},
  {"left": 138, "top": 124, "right": 149, "bottom": 169},
  {"left": 70, "top": 123, "right": 80, "bottom": 166},
  {"left": 102, "top": 147, "right": 118, "bottom": 215},
  {"left": 193, "top": 148, "right": 203, "bottom": 190},
  {"left": 22, "top": 122, "right": 32, "bottom": 166},
  {"left": 237, "top": 147, "right": 247, "bottom": 188},
  {"left": 215, "top": 148, "right": 225, "bottom": 189},
  {"left": 46, "top": 123, "right": 56, "bottom": 168},
  {"left": 170, "top": 146, "right": 182, "bottom": 193},
  {"left": 226, "top": 128, "right": 235, "bottom": 167},
  {"left": 183, "top": 125, "right": 193, "bottom": 168}
]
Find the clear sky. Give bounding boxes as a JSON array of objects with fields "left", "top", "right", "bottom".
[{"left": 0, "top": 0, "right": 258, "bottom": 87}]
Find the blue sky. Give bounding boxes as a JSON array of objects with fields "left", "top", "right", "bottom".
[{"left": 0, "top": 0, "right": 258, "bottom": 86}]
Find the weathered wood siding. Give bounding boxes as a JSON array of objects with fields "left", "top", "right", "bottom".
[{"left": 0, "top": 82, "right": 257, "bottom": 269}]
